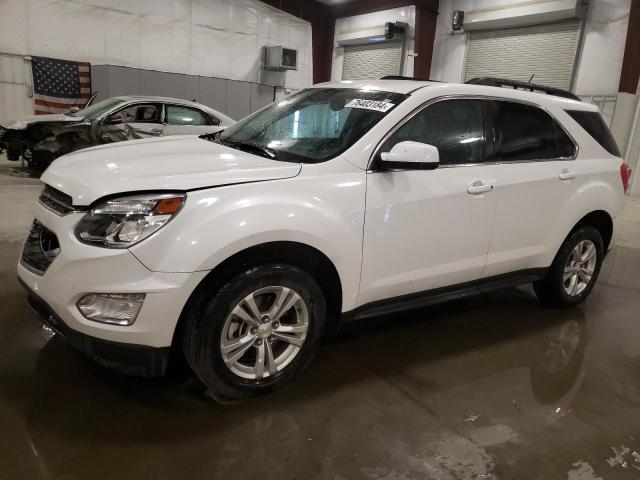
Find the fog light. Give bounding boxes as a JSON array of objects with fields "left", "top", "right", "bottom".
[{"left": 77, "top": 293, "right": 145, "bottom": 326}]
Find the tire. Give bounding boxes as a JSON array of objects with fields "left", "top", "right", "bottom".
[
  {"left": 534, "top": 226, "right": 604, "bottom": 308},
  {"left": 182, "top": 263, "right": 326, "bottom": 401}
]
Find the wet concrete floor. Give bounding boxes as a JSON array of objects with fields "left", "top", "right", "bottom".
[{"left": 1, "top": 157, "right": 640, "bottom": 479}]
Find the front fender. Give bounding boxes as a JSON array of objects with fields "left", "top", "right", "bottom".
[{"left": 130, "top": 166, "right": 367, "bottom": 311}]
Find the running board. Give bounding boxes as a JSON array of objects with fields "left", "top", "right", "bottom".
[{"left": 346, "top": 269, "right": 547, "bottom": 321}]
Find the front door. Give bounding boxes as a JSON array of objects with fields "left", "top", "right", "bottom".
[
  {"left": 359, "top": 99, "right": 497, "bottom": 306},
  {"left": 99, "top": 103, "right": 164, "bottom": 142}
]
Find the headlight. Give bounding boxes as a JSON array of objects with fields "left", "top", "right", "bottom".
[{"left": 75, "top": 193, "right": 185, "bottom": 248}]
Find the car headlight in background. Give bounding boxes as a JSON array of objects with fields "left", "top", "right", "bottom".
[{"left": 75, "top": 193, "right": 185, "bottom": 248}]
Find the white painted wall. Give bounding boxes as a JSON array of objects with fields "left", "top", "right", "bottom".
[
  {"left": 0, "top": 0, "right": 312, "bottom": 90},
  {"left": 430, "top": 0, "right": 631, "bottom": 96},
  {"left": 330, "top": 6, "right": 416, "bottom": 81}
]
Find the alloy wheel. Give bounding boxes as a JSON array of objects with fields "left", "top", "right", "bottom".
[
  {"left": 220, "top": 286, "right": 309, "bottom": 380},
  {"left": 543, "top": 320, "right": 581, "bottom": 373},
  {"left": 563, "top": 240, "right": 597, "bottom": 297}
]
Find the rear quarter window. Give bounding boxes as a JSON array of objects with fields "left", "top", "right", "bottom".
[
  {"left": 566, "top": 110, "right": 621, "bottom": 157},
  {"left": 491, "top": 100, "right": 576, "bottom": 161}
]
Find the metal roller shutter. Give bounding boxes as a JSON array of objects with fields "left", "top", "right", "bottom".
[
  {"left": 464, "top": 19, "right": 582, "bottom": 90},
  {"left": 342, "top": 42, "right": 403, "bottom": 80}
]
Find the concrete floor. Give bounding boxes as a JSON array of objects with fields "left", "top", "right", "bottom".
[{"left": 2, "top": 156, "right": 640, "bottom": 480}]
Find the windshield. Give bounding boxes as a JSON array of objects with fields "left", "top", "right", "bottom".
[
  {"left": 217, "top": 88, "right": 408, "bottom": 163},
  {"left": 70, "top": 98, "right": 125, "bottom": 120}
]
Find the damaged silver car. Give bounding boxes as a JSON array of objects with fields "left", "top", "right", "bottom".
[{"left": 0, "top": 96, "right": 234, "bottom": 169}]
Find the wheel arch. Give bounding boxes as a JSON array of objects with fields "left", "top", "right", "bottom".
[
  {"left": 171, "top": 241, "right": 343, "bottom": 356},
  {"left": 565, "top": 210, "right": 614, "bottom": 251}
]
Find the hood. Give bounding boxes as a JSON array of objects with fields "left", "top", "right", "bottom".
[
  {"left": 41, "top": 135, "right": 302, "bottom": 205},
  {"left": 0, "top": 113, "right": 84, "bottom": 130}
]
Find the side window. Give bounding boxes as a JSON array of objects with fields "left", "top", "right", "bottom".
[
  {"left": 555, "top": 123, "right": 577, "bottom": 158},
  {"left": 381, "top": 99, "right": 485, "bottom": 166},
  {"left": 493, "top": 101, "right": 575, "bottom": 161},
  {"left": 566, "top": 110, "right": 620, "bottom": 157},
  {"left": 165, "top": 105, "right": 212, "bottom": 126},
  {"left": 110, "top": 104, "right": 160, "bottom": 124}
]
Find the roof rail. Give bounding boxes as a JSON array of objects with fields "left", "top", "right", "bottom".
[
  {"left": 465, "top": 77, "right": 581, "bottom": 102},
  {"left": 380, "top": 75, "right": 441, "bottom": 82}
]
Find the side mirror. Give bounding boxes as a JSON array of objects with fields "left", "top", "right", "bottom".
[
  {"left": 379, "top": 141, "right": 439, "bottom": 170},
  {"left": 105, "top": 113, "right": 122, "bottom": 125}
]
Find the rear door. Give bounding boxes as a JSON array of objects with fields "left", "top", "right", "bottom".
[
  {"left": 483, "top": 100, "right": 579, "bottom": 277},
  {"left": 162, "top": 104, "right": 221, "bottom": 136}
]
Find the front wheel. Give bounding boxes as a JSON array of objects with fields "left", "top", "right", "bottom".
[
  {"left": 182, "top": 264, "right": 326, "bottom": 401},
  {"left": 534, "top": 226, "right": 604, "bottom": 308}
]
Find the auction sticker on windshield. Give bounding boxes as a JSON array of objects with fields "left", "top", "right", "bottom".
[{"left": 345, "top": 99, "right": 395, "bottom": 112}]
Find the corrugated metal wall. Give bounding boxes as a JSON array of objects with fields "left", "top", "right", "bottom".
[
  {"left": 91, "top": 65, "right": 276, "bottom": 121},
  {"left": 0, "top": 53, "right": 34, "bottom": 122},
  {"left": 464, "top": 19, "right": 582, "bottom": 90}
]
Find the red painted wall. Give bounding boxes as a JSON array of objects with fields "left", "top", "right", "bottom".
[{"left": 619, "top": 0, "right": 640, "bottom": 94}]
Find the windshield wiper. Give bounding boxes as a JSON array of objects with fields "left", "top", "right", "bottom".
[
  {"left": 199, "top": 132, "right": 277, "bottom": 159},
  {"left": 223, "top": 140, "right": 277, "bottom": 159},
  {"left": 199, "top": 130, "right": 223, "bottom": 141}
]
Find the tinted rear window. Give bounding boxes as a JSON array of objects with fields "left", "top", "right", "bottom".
[
  {"left": 566, "top": 110, "right": 621, "bottom": 157},
  {"left": 492, "top": 101, "right": 576, "bottom": 161}
]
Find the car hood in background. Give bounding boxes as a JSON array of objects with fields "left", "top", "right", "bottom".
[
  {"left": 0, "top": 113, "right": 85, "bottom": 130},
  {"left": 41, "top": 135, "right": 302, "bottom": 205}
]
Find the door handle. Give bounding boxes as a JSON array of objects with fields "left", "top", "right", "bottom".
[
  {"left": 467, "top": 181, "right": 493, "bottom": 195},
  {"left": 559, "top": 170, "right": 576, "bottom": 181},
  {"left": 150, "top": 128, "right": 164, "bottom": 135}
]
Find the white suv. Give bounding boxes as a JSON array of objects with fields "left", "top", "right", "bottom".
[{"left": 18, "top": 78, "right": 631, "bottom": 400}]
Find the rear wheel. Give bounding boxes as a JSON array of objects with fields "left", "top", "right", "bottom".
[
  {"left": 182, "top": 264, "right": 326, "bottom": 401},
  {"left": 534, "top": 226, "right": 604, "bottom": 308}
]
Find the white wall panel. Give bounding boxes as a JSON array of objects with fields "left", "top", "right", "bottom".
[
  {"left": 0, "top": 54, "right": 34, "bottom": 122},
  {"left": 0, "top": 0, "right": 312, "bottom": 90},
  {"left": 572, "top": 0, "right": 631, "bottom": 96}
]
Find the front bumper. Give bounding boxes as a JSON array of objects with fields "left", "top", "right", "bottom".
[
  {"left": 16, "top": 201, "right": 209, "bottom": 375},
  {"left": 21, "top": 278, "right": 170, "bottom": 377}
]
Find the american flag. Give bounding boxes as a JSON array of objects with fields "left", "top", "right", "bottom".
[{"left": 32, "top": 56, "right": 91, "bottom": 115}]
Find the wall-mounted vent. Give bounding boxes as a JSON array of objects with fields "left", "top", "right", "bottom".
[{"left": 264, "top": 46, "right": 297, "bottom": 71}]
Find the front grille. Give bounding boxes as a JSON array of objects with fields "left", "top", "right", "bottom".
[
  {"left": 39, "top": 185, "right": 75, "bottom": 216},
  {"left": 21, "top": 220, "right": 60, "bottom": 275}
]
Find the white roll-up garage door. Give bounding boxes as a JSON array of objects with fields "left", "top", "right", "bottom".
[
  {"left": 342, "top": 42, "right": 403, "bottom": 81},
  {"left": 464, "top": 19, "right": 582, "bottom": 90}
]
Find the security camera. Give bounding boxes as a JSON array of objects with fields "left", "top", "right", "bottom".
[
  {"left": 385, "top": 22, "right": 406, "bottom": 40},
  {"left": 452, "top": 10, "right": 464, "bottom": 31}
]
